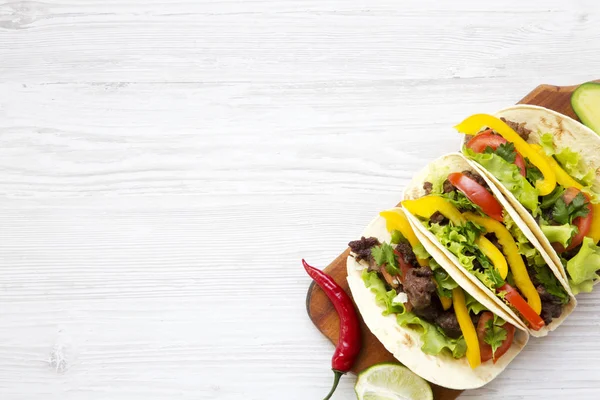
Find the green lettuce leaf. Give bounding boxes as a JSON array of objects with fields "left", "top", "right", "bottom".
[
  {"left": 390, "top": 229, "right": 405, "bottom": 245},
  {"left": 463, "top": 148, "right": 539, "bottom": 214},
  {"left": 429, "top": 258, "right": 458, "bottom": 298},
  {"left": 428, "top": 221, "right": 504, "bottom": 291},
  {"left": 555, "top": 147, "right": 596, "bottom": 187},
  {"left": 362, "top": 270, "right": 467, "bottom": 359},
  {"left": 362, "top": 270, "right": 405, "bottom": 315},
  {"left": 566, "top": 236, "right": 600, "bottom": 293},
  {"left": 412, "top": 243, "right": 430, "bottom": 260},
  {"left": 396, "top": 313, "right": 467, "bottom": 358},
  {"left": 539, "top": 133, "right": 556, "bottom": 155},
  {"left": 465, "top": 291, "right": 488, "bottom": 315},
  {"left": 540, "top": 224, "right": 577, "bottom": 248}
]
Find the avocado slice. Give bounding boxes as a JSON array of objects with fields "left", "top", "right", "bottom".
[{"left": 572, "top": 82, "right": 600, "bottom": 135}]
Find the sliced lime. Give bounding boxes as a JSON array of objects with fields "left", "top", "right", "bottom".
[{"left": 355, "top": 363, "right": 433, "bottom": 400}]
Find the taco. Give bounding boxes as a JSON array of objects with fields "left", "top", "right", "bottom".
[
  {"left": 347, "top": 207, "right": 528, "bottom": 389},
  {"left": 400, "top": 153, "right": 575, "bottom": 338},
  {"left": 457, "top": 105, "right": 600, "bottom": 294}
]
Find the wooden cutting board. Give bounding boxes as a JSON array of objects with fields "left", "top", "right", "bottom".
[{"left": 305, "top": 81, "right": 598, "bottom": 400}]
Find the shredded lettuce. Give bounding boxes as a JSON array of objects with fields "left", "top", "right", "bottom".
[
  {"left": 412, "top": 243, "right": 430, "bottom": 260},
  {"left": 464, "top": 147, "right": 539, "bottom": 214},
  {"left": 465, "top": 291, "right": 488, "bottom": 315},
  {"left": 555, "top": 148, "right": 596, "bottom": 187},
  {"left": 540, "top": 224, "right": 577, "bottom": 248},
  {"left": 426, "top": 165, "right": 452, "bottom": 194},
  {"left": 539, "top": 133, "right": 556, "bottom": 155},
  {"left": 361, "top": 270, "right": 467, "bottom": 358},
  {"left": 428, "top": 221, "right": 504, "bottom": 291},
  {"left": 362, "top": 269, "right": 405, "bottom": 315},
  {"left": 390, "top": 229, "right": 405, "bottom": 244},
  {"left": 566, "top": 236, "right": 600, "bottom": 294},
  {"left": 539, "top": 133, "right": 595, "bottom": 187}
]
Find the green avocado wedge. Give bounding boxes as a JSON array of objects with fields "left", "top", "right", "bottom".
[{"left": 572, "top": 82, "right": 600, "bottom": 135}]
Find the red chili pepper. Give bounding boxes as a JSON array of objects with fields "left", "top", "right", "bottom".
[{"left": 303, "top": 259, "right": 361, "bottom": 400}]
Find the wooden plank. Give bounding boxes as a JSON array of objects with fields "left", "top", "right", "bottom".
[{"left": 306, "top": 80, "right": 596, "bottom": 399}]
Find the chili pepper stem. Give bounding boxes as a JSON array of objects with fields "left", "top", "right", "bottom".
[{"left": 323, "top": 370, "right": 344, "bottom": 400}]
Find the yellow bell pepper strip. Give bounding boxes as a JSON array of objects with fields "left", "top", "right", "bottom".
[
  {"left": 455, "top": 114, "right": 556, "bottom": 195},
  {"left": 589, "top": 203, "right": 600, "bottom": 244},
  {"left": 439, "top": 294, "right": 453, "bottom": 310},
  {"left": 452, "top": 287, "right": 481, "bottom": 369},
  {"left": 463, "top": 212, "right": 542, "bottom": 315},
  {"left": 379, "top": 208, "right": 428, "bottom": 267},
  {"left": 402, "top": 196, "right": 465, "bottom": 226},
  {"left": 474, "top": 236, "right": 509, "bottom": 280},
  {"left": 530, "top": 144, "right": 583, "bottom": 190},
  {"left": 402, "top": 197, "right": 509, "bottom": 281}
]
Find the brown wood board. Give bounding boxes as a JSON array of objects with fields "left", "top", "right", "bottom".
[{"left": 305, "top": 80, "right": 599, "bottom": 399}]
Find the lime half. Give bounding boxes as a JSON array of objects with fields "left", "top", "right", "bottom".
[{"left": 355, "top": 363, "right": 433, "bottom": 400}]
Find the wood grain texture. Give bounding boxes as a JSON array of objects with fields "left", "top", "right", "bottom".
[{"left": 1, "top": 1, "right": 600, "bottom": 399}]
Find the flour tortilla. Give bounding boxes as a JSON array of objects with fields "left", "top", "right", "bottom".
[
  {"left": 402, "top": 153, "right": 576, "bottom": 338},
  {"left": 347, "top": 213, "right": 528, "bottom": 390},
  {"left": 461, "top": 104, "right": 600, "bottom": 285}
]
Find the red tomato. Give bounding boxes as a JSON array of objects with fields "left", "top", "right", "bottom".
[
  {"left": 465, "top": 131, "right": 527, "bottom": 177},
  {"left": 447, "top": 172, "right": 504, "bottom": 221},
  {"left": 393, "top": 249, "right": 413, "bottom": 282},
  {"left": 498, "top": 283, "right": 545, "bottom": 331},
  {"left": 553, "top": 187, "right": 593, "bottom": 252},
  {"left": 476, "top": 311, "right": 516, "bottom": 363}
]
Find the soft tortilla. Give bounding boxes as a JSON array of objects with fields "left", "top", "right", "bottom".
[
  {"left": 347, "top": 213, "right": 528, "bottom": 389},
  {"left": 460, "top": 104, "right": 600, "bottom": 286},
  {"left": 402, "top": 152, "right": 576, "bottom": 338}
]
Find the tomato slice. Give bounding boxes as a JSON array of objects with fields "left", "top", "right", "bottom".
[
  {"left": 393, "top": 249, "right": 414, "bottom": 312},
  {"left": 498, "top": 283, "right": 545, "bottom": 331},
  {"left": 476, "top": 311, "right": 516, "bottom": 363},
  {"left": 447, "top": 172, "right": 504, "bottom": 221},
  {"left": 466, "top": 131, "right": 527, "bottom": 177},
  {"left": 394, "top": 249, "right": 413, "bottom": 282}
]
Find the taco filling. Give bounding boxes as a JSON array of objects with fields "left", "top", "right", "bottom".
[
  {"left": 403, "top": 169, "right": 572, "bottom": 332},
  {"left": 348, "top": 209, "right": 516, "bottom": 368},
  {"left": 459, "top": 113, "right": 600, "bottom": 294}
]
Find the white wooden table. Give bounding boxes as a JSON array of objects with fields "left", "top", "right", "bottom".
[{"left": 1, "top": 1, "right": 599, "bottom": 399}]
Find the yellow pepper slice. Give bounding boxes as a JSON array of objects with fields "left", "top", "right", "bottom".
[
  {"left": 530, "top": 144, "right": 583, "bottom": 190},
  {"left": 440, "top": 294, "right": 453, "bottom": 310},
  {"left": 380, "top": 208, "right": 428, "bottom": 267},
  {"left": 589, "top": 203, "right": 600, "bottom": 244},
  {"left": 463, "top": 212, "right": 542, "bottom": 315},
  {"left": 474, "top": 236, "right": 509, "bottom": 280},
  {"left": 452, "top": 287, "right": 481, "bottom": 369},
  {"left": 402, "top": 196, "right": 465, "bottom": 225},
  {"left": 456, "top": 114, "right": 556, "bottom": 195}
]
